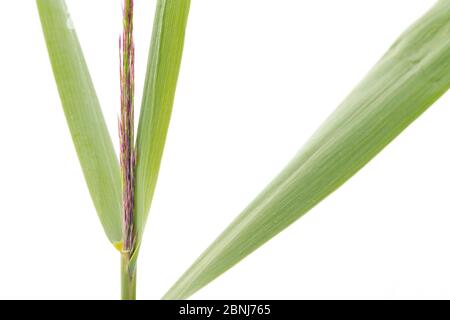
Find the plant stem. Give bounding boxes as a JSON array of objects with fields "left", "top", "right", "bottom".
[
  {"left": 119, "top": 0, "right": 136, "bottom": 301},
  {"left": 121, "top": 254, "right": 136, "bottom": 300}
]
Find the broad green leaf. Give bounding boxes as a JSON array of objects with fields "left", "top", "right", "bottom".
[
  {"left": 37, "top": 0, "right": 122, "bottom": 245},
  {"left": 164, "top": 0, "right": 450, "bottom": 299},
  {"left": 132, "top": 0, "right": 191, "bottom": 264}
]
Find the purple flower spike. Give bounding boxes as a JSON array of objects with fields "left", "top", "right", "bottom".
[{"left": 119, "top": 0, "right": 135, "bottom": 254}]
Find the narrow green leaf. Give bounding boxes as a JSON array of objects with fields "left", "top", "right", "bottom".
[
  {"left": 132, "top": 0, "right": 191, "bottom": 263},
  {"left": 164, "top": 0, "right": 450, "bottom": 299},
  {"left": 37, "top": 0, "right": 122, "bottom": 245}
]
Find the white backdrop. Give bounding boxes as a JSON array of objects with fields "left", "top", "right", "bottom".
[{"left": 1, "top": 0, "right": 449, "bottom": 299}]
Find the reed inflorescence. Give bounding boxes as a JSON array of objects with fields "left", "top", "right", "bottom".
[{"left": 119, "top": 0, "right": 135, "bottom": 256}]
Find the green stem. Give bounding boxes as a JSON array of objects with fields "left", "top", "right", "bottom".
[{"left": 121, "top": 254, "right": 136, "bottom": 300}]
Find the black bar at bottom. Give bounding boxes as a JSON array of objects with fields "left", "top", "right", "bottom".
[{"left": 0, "top": 299, "right": 440, "bottom": 319}]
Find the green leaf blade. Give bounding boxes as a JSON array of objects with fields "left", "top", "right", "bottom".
[
  {"left": 132, "top": 0, "right": 191, "bottom": 261},
  {"left": 164, "top": 0, "right": 450, "bottom": 299},
  {"left": 37, "top": 0, "right": 122, "bottom": 245}
]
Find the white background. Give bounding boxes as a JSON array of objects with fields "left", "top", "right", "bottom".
[{"left": 0, "top": 0, "right": 449, "bottom": 299}]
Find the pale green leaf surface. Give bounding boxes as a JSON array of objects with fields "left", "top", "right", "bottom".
[
  {"left": 164, "top": 0, "right": 450, "bottom": 299},
  {"left": 37, "top": 0, "right": 122, "bottom": 244},
  {"left": 132, "top": 0, "right": 191, "bottom": 265}
]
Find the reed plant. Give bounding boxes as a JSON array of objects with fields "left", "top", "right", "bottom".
[{"left": 37, "top": 0, "right": 450, "bottom": 299}]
